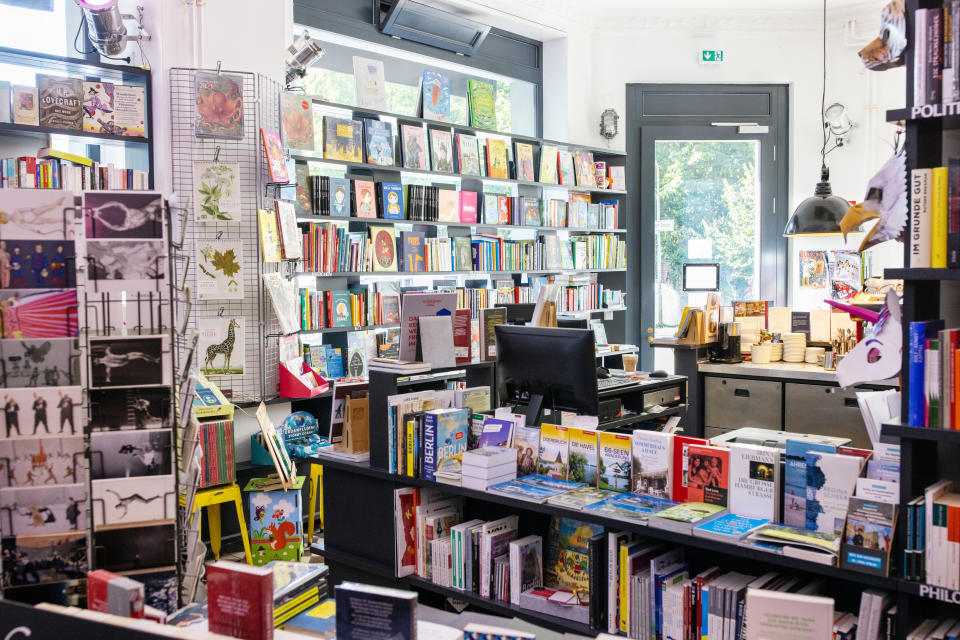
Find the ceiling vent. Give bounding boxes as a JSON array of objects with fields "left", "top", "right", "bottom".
[{"left": 379, "top": 0, "right": 491, "bottom": 56}]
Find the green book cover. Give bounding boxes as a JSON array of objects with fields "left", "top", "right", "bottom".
[
  {"left": 468, "top": 79, "right": 497, "bottom": 130},
  {"left": 330, "top": 290, "right": 352, "bottom": 327}
]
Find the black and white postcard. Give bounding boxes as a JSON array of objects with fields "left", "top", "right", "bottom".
[
  {"left": 89, "top": 335, "right": 170, "bottom": 388},
  {"left": 2, "top": 531, "right": 87, "bottom": 587},
  {"left": 85, "top": 239, "right": 166, "bottom": 293},
  {"left": 0, "top": 339, "right": 81, "bottom": 388},
  {"left": 84, "top": 191, "right": 164, "bottom": 239},
  {"left": 89, "top": 387, "right": 171, "bottom": 430},
  {"left": 92, "top": 474, "right": 176, "bottom": 527},
  {"left": 90, "top": 429, "right": 172, "bottom": 480}
]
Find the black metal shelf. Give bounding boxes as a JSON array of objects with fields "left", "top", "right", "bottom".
[
  {"left": 882, "top": 422, "right": 960, "bottom": 443},
  {"left": 884, "top": 267, "right": 960, "bottom": 280},
  {"left": 898, "top": 580, "right": 960, "bottom": 605},
  {"left": 0, "top": 121, "right": 150, "bottom": 145},
  {"left": 296, "top": 214, "right": 626, "bottom": 234},
  {"left": 293, "top": 268, "right": 627, "bottom": 278},
  {"left": 886, "top": 106, "right": 960, "bottom": 129}
]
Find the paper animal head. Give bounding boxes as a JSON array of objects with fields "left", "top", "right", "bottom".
[
  {"left": 840, "top": 153, "right": 907, "bottom": 252},
  {"left": 858, "top": 0, "right": 907, "bottom": 70},
  {"left": 835, "top": 290, "right": 902, "bottom": 388}
]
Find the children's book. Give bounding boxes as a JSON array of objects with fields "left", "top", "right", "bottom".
[
  {"left": 514, "top": 142, "right": 535, "bottom": 181},
  {"left": 363, "top": 118, "right": 394, "bottom": 166},
  {"left": 280, "top": 92, "right": 315, "bottom": 150},
  {"left": 261, "top": 128, "right": 289, "bottom": 183},
  {"left": 353, "top": 56, "right": 388, "bottom": 110},
  {"left": 401, "top": 124, "right": 428, "bottom": 170},
  {"left": 457, "top": 133, "right": 481, "bottom": 176},
  {"left": 430, "top": 129, "right": 455, "bottom": 173},
  {"left": 467, "top": 79, "right": 496, "bottom": 130},
  {"left": 323, "top": 116, "right": 363, "bottom": 162},
  {"left": 420, "top": 69, "right": 451, "bottom": 122},
  {"left": 539, "top": 145, "right": 558, "bottom": 184},
  {"left": 486, "top": 139, "right": 508, "bottom": 179},
  {"left": 558, "top": 150, "right": 576, "bottom": 185}
]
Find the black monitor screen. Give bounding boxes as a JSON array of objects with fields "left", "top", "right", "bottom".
[{"left": 502, "top": 303, "right": 537, "bottom": 325}]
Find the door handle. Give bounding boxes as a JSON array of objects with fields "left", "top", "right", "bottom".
[
  {"left": 844, "top": 397, "right": 859, "bottom": 408},
  {"left": 734, "top": 388, "right": 750, "bottom": 398}
]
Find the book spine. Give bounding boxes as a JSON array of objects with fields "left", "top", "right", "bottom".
[
  {"left": 910, "top": 322, "right": 928, "bottom": 426},
  {"left": 917, "top": 10, "right": 929, "bottom": 107},
  {"left": 912, "top": 168, "right": 933, "bottom": 268},
  {"left": 932, "top": 9, "right": 945, "bottom": 105},
  {"left": 619, "top": 544, "right": 629, "bottom": 634},
  {"left": 934, "top": 166, "right": 950, "bottom": 267},
  {"left": 950, "top": 157, "right": 960, "bottom": 268}
]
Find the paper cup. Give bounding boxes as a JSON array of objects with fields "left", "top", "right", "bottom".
[{"left": 751, "top": 344, "right": 772, "bottom": 364}]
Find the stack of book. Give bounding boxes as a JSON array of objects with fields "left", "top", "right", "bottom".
[
  {"left": 1, "top": 151, "right": 149, "bottom": 191},
  {"left": 907, "top": 320, "right": 960, "bottom": 428},
  {"left": 183, "top": 413, "right": 235, "bottom": 489},
  {"left": 913, "top": 5, "right": 960, "bottom": 109},
  {"left": 269, "top": 560, "right": 329, "bottom": 625},
  {"left": 909, "top": 164, "right": 960, "bottom": 268},
  {"left": 461, "top": 446, "right": 516, "bottom": 490}
]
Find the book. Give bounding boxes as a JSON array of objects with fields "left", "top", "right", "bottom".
[
  {"left": 567, "top": 426, "right": 599, "bottom": 486},
  {"left": 746, "top": 523, "right": 841, "bottom": 556},
  {"left": 437, "top": 189, "right": 459, "bottom": 222},
  {"left": 207, "top": 561, "right": 274, "bottom": 640},
  {"left": 401, "top": 124, "right": 428, "bottom": 170},
  {"left": 423, "top": 408, "right": 469, "bottom": 481},
  {"left": 87, "top": 569, "right": 145, "bottom": 618},
  {"left": 546, "top": 486, "right": 614, "bottom": 510},
  {"left": 283, "top": 598, "right": 336, "bottom": 638},
  {"left": 840, "top": 496, "right": 897, "bottom": 576},
  {"left": 630, "top": 430, "right": 673, "bottom": 499},
  {"left": 950, "top": 155, "right": 960, "bottom": 268},
  {"left": 934, "top": 165, "right": 949, "bottom": 268},
  {"left": 648, "top": 502, "right": 727, "bottom": 534},
  {"left": 537, "top": 423, "right": 570, "bottom": 479},
  {"left": 462, "top": 445, "right": 516, "bottom": 469},
  {"left": 398, "top": 291, "right": 457, "bottom": 361},
  {"left": 515, "top": 142, "right": 535, "bottom": 181},
  {"left": 805, "top": 451, "right": 862, "bottom": 534},
  {"left": 82, "top": 81, "right": 114, "bottom": 133},
  {"left": 684, "top": 445, "right": 729, "bottom": 507},
  {"left": 540, "top": 145, "right": 559, "bottom": 183},
  {"left": 478, "top": 416, "right": 514, "bottom": 449},
  {"left": 514, "top": 425, "right": 540, "bottom": 476},
  {"left": 598, "top": 431, "right": 632, "bottom": 492},
  {"left": 609, "top": 165, "right": 626, "bottom": 191},
  {"left": 195, "top": 71, "right": 243, "bottom": 138},
  {"left": 369, "top": 225, "right": 398, "bottom": 272},
  {"left": 467, "top": 78, "right": 497, "bottom": 130},
  {"left": 0, "top": 81, "right": 9, "bottom": 123},
  {"left": 280, "top": 92, "right": 315, "bottom": 150},
  {"left": 12, "top": 85, "right": 38, "bottom": 126},
  {"left": 419, "top": 315, "right": 456, "bottom": 369},
  {"left": 585, "top": 493, "right": 676, "bottom": 523},
  {"left": 509, "top": 535, "right": 543, "bottom": 606},
  {"left": 912, "top": 168, "right": 932, "bottom": 268},
  {"left": 744, "top": 589, "right": 834, "bottom": 640},
  {"left": 353, "top": 56, "right": 388, "bottom": 110},
  {"left": 558, "top": 150, "right": 576, "bottom": 185},
  {"left": 545, "top": 516, "right": 604, "bottom": 598},
  {"left": 420, "top": 69, "right": 451, "bottom": 121},
  {"left": 363, "top": 118, "right": 394, "bottom": 166},
  {"left": 260, "top": 128, "right": 289, "bottom": 183},
  {"left": 457, "top": 133, "right": 481, "bottom": 176},
  {"left": 399, "top": 230, "right": 425, "bottom": 272},
  {"left": 692, "top": 513, "right": 769, "bottom": 542},
  {"left": 275, "top": 200, "right": 301, "bottom": 259},
  {"left": 353, "top": 179, "right": 377, "bottom": 218},
  {"left": 486, "top": 138, "right": 508, "bottom": 179},
  {"left": 430, "top": 129, "right": 454, "bottom": 172},
  {"left": 323, "top": 116, "right": 363, "bottom": 162},
  {"left": 784, "top": 439, "right": 836, "bottom": 528},
  {"left": 480, "top": 306, "right": 506, "bottom": 360},
  {"left": 334, "top": 582, "right": 416, "bottom": 640},
  {"left": 459, "top": 190, "right": 478, "bottom": 223},
  {"left": 258, "top": 209, "right": 282, "bottom": 263},
  {"left": 728, "top": 443, "right": 779, "bottom": 521},
  {"left": 38, "top": 75, "right": 82, "bottom": 130},
  {"left": 909, "top": 320, "right": 946, "bottom": 425},
  {"left": 380, "top": 182, "right": 405, "bottom": 220},
  {"left": 111, "top": 84, "right": 145, "bottom": 137},
  {"left": 487, "top": 478, "right": 564, "bottom": 503},
  {"left": 573, "top": 150, "right": 595, "bottom": 187}
]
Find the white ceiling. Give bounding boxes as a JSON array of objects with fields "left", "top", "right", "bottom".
[{"left": 572, "top": 0, "right": 874, "bottom": 8}]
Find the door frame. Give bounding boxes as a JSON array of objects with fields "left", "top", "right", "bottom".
[{"left": 625, "top": 84, "right": 789, "bottom": 368}]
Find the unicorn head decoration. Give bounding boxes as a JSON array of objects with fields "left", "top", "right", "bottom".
[{"left": 826, "top": 290, "right": 902, "bottom": 388}]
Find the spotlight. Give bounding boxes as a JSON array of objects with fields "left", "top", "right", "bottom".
[
  {"left": 824, "top": 102, "right": 855, "bottom": 143},
  {"left": 285, "top": 32, "right": 325, "bottom": 87},
  {"left": 74, "top": 0, "right": 150, "bottom": 58}
]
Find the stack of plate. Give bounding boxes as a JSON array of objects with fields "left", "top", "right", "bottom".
[
  {"left": 769, "top": 342, "right": 783, "bottom": 362},
  {"left": 782, "top": 333, "right": 807, "bottom": 363},
  {"left": 805, "top": 346, "right": 826, "bottom": 364}
]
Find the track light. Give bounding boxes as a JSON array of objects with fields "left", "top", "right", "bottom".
[
  {"left": 285, "top": 32, "right": 325, "bottom": 87},
  {"left": 74, "top": 0, "right": 150, "bottom": 58}
]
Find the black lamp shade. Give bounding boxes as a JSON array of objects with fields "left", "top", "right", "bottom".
[{"left": 783, "top": 166, "right": 849, "bottom": 236}]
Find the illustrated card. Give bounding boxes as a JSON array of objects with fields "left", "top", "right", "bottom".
[
  {"left": 196, "top": 240, "right": 243, "bottom": 300},
  {"left": 198, "top": 317, "right": 245, "bottom": 375},
  {"left": 0, "top": 484, "right": 88, "bottom": 536},
  {"left": 92, "top": 474, "right": 176, "bottom": 527},
  {"left": 88, "top": 335, "right": 170, "bottom": 388},
  {"left": 90, "top": 429, "right": 172, "bottom": 480},
  {"left": 84, "top": 191, "right": 165, "bottom": 239}
]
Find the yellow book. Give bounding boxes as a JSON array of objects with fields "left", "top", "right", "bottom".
[
  {"left": 38, "top": 147, "right": 93, "bottom": 167},
  {"left": 619, "top": 542, "right": 629, "bottom": 633},
  {"left": 406, "top": 419, "right": 415, "bottom": 477},
  {"left": 258, "top": 209, "right": 282, "bottom": 263},
  {"left": 933, "top": 166, "right": 949, "bottom": 268}
]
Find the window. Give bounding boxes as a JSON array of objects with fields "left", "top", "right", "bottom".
[{"left": 0, "top": 0, "right": 69, "bottom": 82}]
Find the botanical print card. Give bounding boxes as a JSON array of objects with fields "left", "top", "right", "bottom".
[
  {"left": 0, "top": 484, "right": 87, "bottom": 536},
  {"left": 196, "top": 239, "right": 243, "bottom": 300},
  {"left": 85, "top": 239, "right": 165, "bottom": 293},
  {"left": 82, "top": 80, "right": 114, "bottom": 133},
  {"left": 90, "top": 429, "right": 172, "bottom": 480},
  {"left": 88, "top": 387, "right": 171, "bottom": 431},
  {"left": 84, "top": 191, "right": 165, "bottom": 239},
  {"left": 88, "top": 335, "right": 170, "bottom": 388},
  {"left": 0, "top": 189, "right": 77, "bottom": 239},
  {"left": 1, "top": 532, "right": 87, "bottom": 587},
  {"left": 194, "top": 71, "right": 244, "bottom": 139},
  {"left": 92, "top": 474, "right": 176, "bottom": 527},
  {"left": 353, "top": 56, "right": 388, "bottom": 111},
  {"left": 193, "top": 162, "right": 241, "bottom": 223},
  {"left": 198, "top": 317, "right": 245, "bottom": 375},
  {"left": 0, "top": 436, "right": 85, "bottom": 488},
  {"left": 421, "top": 69, "right": 451, "bottom": 122},
  {"left": 0, "top": 289, "right": 79, "bottom": 339},
  {"left": 0, "top": 338, "right": 80, "bottom": 388},
  {"left": 280, "top": 92, "right": 315, "bottom": 151},
  {"left": 0, "top": 386, "right": 82, "bottom": 437}
]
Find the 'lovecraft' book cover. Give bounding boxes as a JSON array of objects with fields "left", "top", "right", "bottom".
[{"left": 38, "top": 75, "right": 82, "bottom": 130}]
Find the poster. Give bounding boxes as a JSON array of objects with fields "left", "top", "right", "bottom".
[{"left": 799, "top": 250, "right": 829, "bottom": 289}]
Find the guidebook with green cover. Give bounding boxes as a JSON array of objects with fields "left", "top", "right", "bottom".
[
  {"left": 647, "top": 501, "right": 726, "bottom": 534},
  {"left": 467, "top": 79, "right": 497, "bottom": 130}
]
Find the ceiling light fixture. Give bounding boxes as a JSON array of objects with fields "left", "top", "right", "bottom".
[
  {"left": 73, "top": 0, "right": 150, "bottom": 58},
  {"left": 285, "top": 32, "right": 325, "bottom": 88}
]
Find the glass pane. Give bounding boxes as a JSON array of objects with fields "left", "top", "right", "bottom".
[{"left": 653, "top": 139, "right": 760, "bottom": 338}]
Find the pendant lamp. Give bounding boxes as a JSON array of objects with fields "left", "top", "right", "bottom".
[{"left": 783, "top": 0, "right": 850, "bottom": 237}]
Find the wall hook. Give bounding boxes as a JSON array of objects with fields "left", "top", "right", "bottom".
[{"left": 213, "top": 145, "right": 221, "bottom": 164}]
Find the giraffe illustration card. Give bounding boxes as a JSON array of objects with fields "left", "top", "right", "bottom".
[
  {"left": 0, "top": 483, "right": 87, "bottom": 536},
  {"left": 84, "top": 239, "right": 166, "bottom": 295},
  {"left": 88, "top": 335, "right": 171, "bottom": 389},
  {"left": 196, "top": 239, "right": 244, "bottom": 300},
  {"left": 88, "top": 388, "right": 171, "bottom": 431},
  {"left": 0, "top": 436, "right": 85, "bottom": 488},
  {"left": 90, "top": 429, "right": 172, "bottom": 480},
  {"left": 0, "top": 386, "right": 82, "bottom": 438},
  {"left": 0, "top": 189, "right": 77, "bottom": 240},
  {"left": 198, "top": 317, "right": 245, "bottom": 375},
  {"left": 0, "top": 338, "right": 80, "bottom": 388},
  {"left": 92, "top": 474, "right": 176, "bottom": 527},
  {"left": 83, "top": 191, "right": 165, "bottom": 239}
]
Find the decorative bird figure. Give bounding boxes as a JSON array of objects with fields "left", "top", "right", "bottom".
[{"left": 840, "top": 153, "right": 908, "bottom": 252}]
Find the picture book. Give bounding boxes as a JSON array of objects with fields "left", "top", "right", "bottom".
[
  {"left": 537, "top": 423, "right": 570, "bottom": 480},
  {"left": 430, "top": 129, "right": 454, "bottom": 173},
  {"left": 523, "top": 198, "right": 540, "bottom": 226},
  {"left": 380, "top": 182, "right": 405, "bottom": 220},
  {"left": 329, "top": 177, "right": 351, "bottom": 217},
  {"left": 401, "top": 124, "right": 428, "bottom": 170},
  {"left": 567, "top": 426, "right": 599, "bottom": 486},
  {"left": 594, "top": 161, "right": 607, "bottom": 188},
  {"left": 539, "top": 145, "right": 559, "bottom": 184},
  {"left": 423, "top": 408, "right": 469, "bottom": 481},
  {"left": 459, "top": 190, "right": 478, "bottom": 223},
  {"left": 478, "top": 416, "right": 514, "bottom": 449},
  {"left": 258, "top": 209, "right": 282, "bottom": 263},
  {"left": 323, "top": 116, "right": 363, "bottom": 162},
  {"left": 573, "top": 150, "right": 596, "bottom": 187},
  {"left": 12, "top": 85, "right": 38, "bottom": 126},
  {"left": 467, "top": 78, "right": 497, "bottom": 130},
  {"left": 38, "top": 75, "right": 82, "bottom": 130},
  {"left": 329, "top": 291, "right": 352, "bottom": 327},
  {"left": 514, "top": 142, "right": 535, "bottom": 181},
  {"left": 729, "top": 443, "right": 779, "bottom": 521},
  {"left": 497, "top": 195, "right": 511, "bottom": 224},
  {"left": 783, "top": 439, "right": 836, "bottom": 528},
  {"left": 805, "top": 451, "right": 861, "bottom": 535},
  {"left": 509, "top": 535, "right": 543, "bottom": 605},
  {"left": 245, "top": 476, "right": 305, "bottom": 564},
  {"left": 630, "top": 430, "right": 673, "bottom": 499},
  {"left": 369, "top": 225, "right": 398, "bottom": 272},
  {"left": 363, "top": 119, "right": 394, "bottom": 166},
  {"left": 457, "top": 133, "right": 481, "bottom": 176},
  {"left": 274, "top": 200, "right": 301, "bottom": 260},
  {"left": 609, "top": 165, "right": 626, "bottom": 190},
  {"left": 670, "top": 435, "right": 708, "bottom": 503},
  {"left": 420, "top": 69, "right": 451, "bottom": 122},
  {"left": 280, "top": 92, "right": 315, "bottom": 150},
  {"left": 353, "top": 179, "right": 377, "bottom": 218},
  {"left": 598, "top": 431, "right": 631, "bottom": 492},
  {"left": 82, "top": 81, "right": 113, "bottom": 133},
  {"left": 692, "top": 513, "right": 769, "bottom": 541},
  {"left": 194, "top": 161, "right": 241, "bottom": 222},
  {"left": 558, "top": 150, "right": 576, "bottom": 185},
  {"left": 685, "top": 444, "right": 729, "bottom": 507},
  {"left": 437, "top": 189, "right": 459, "bottom": 222},
  {"left": 195, "top": 71, "right": 244, "bottom": 138},
  {"left": 399, "top": 231, "right": 425, "bottom": 272},
  {"left": 486, "top": 138, "right": 508, "bottom": 179},
  {"left": 545, "top": 516, "right": 603, "bottom": 596},
  {"left": 839, "top": 496, "right": 897, "bottom": 576},
  {"left": 207, "top": 561, "right": 274, "bottom": 640},
  {"left": 352, "top": 56, "right": 388, "bottom": 110},
  {"left": 112, "top": 85, "right": 145, "bottom": 137},
  {"left": 260, "top": 128, "right": 289, "bottom": 183}
]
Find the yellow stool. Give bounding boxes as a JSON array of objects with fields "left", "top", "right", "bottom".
[
  {"left": 307, "top": 464, "right": 324, "bottom": 544},
  {"left": 194, "top": 483, "right": 253, "bottom": 564}
]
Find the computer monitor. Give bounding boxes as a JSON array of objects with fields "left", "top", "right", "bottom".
[
  {"left": 502, "top": 303, "right": 537, "bottom": 325},
  {"left": 495, "top": 325, "right": 599, "bottom": 425},
  {"left": 556, "top": 316, "right": 589, "bottom": 329}
]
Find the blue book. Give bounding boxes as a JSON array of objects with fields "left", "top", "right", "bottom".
[
  {"left": 517, "top": 473, "right": 584, "bottom": 492},
  {"left": 909, "top": 320, "right": 944, "bottom": 426},
  {"left": 783, "top": 439, "right": 835, "bottom": 528},
  {"left": 422, "top": 411, "right": 438, "bottom": 481},
  {"left": 335, "top": 582, "right": 416, "bottom": 640},
  {"left": 329, "top": 177, "right": 351, "bottom": 217},
  {"left": 423, "top": 408, "right": 468, "bottom": 481},
  {"left": 692, "top": 513, "right": 769, "bottom": 541},
  {"left": 420, "top": 69, "right": 451, "bottom": 122},
  {"left": 324, "top": 346, "right": 344, "bottom": 378},
  {"left": 487, "top": 479, "right": 565, "bottom": 502},
  {"left": 363, "top": 118, "right": 394, "bottom": 166},
  {"left": 380, "top": 182, "right": 404, "bottom": 219},
  {"left": 477, "top": 416, "right": 514, "bottom": 448},
  {"left": 654, "top": 563, "right": 688, "bottom": 638},
  {"left": 285, "top": 599, "right": 336, "bottom": 636}
]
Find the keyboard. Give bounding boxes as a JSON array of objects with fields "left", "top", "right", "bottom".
[{"left": 597, "top": 377, "right": 638, "bottom": 391}]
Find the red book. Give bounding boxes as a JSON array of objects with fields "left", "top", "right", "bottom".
[
  {"left": 459, "top": 190, "right": 478, "bottom": 223},
  {"left": 17, "top": 157, "right": 36, "bottom": 188},
  {"left": 685, "top": 444, "right": 730, "bottom": 507},
  {"left": 87, "top": 569, "right": 144, "bottom": 618},
  {"left": 207, "top": 561, "right": 274, "bottom": 640},
  {"left": 453, "top": 308, "right": 472, "bottom": 364},
  {"left": 497, "top": 195, "right": 510, "bottom": 225},
  {"left": 670, "top": 435, "right": 708, "bottom": 503}
]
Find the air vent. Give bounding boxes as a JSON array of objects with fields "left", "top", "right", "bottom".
[{"left": 379, "top": 0, "right": 491, "bottom": 56}]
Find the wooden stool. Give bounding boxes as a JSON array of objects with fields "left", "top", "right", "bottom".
[
  {"left": 307, "top": 463, "right": 324, "bottom": 544},
  {"left": 194, "top": 483, "right": 253, "bottom": 564}
]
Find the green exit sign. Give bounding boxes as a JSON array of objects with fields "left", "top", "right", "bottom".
[{"left": 700, "top": 49, "right": 724, "bottom": 64}]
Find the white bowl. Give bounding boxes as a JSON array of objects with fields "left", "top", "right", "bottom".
[{"left": 751, "top": 344, "right": 772, "bottom": 364}]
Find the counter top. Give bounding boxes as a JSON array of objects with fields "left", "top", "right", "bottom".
[{"left": 698, "top": 360, "right": 898, "bottom": 386}]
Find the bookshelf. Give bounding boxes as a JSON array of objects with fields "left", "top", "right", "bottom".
[{"left": 296, "top": 214, "right": 626, "bottom": 234}]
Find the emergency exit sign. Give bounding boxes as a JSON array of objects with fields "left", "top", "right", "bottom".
[{"left": 700, "top": 49, "right": 724, "bottom": 64}]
